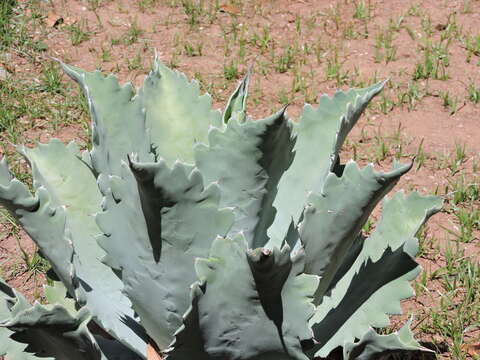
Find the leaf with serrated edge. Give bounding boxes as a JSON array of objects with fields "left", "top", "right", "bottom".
[
  {"left": 194, "top": 234, "right": 312, "bottom": 360},
  {"left": 0, "top": 157, "right": 74, "bottom": 292},
  {"left": 97, "top": 159, "right": 233, "bottom": 350},
  {"left": 63, "top": 55, "right": 220, "bottom": 169},
  {"left": 2, "top": 278, "right": 142, "bottom": 360},
  {"left": 0, "top": 277, "right": 46, "bottom": 360},
  {"left": 268, "top": 82, "right": 385, "bottom": 248},
  {"left": 60, "top": 62, "right": 154, "bottom": 177},
  {"left": 247, "top": 244, "right": 319, "bottom": 353},
  {"left": 196, "top": 108, "right": 295, "bottom": 248},
  {"left": 163, "top": 284, "right": 211, "bottom": 360},
  {"left": 343, "top": 318, "right": 432, "bottom": 360},
  {"left": 138, "top": 54, "right": 222, "bottom": 165},
  {"left": 310, "top": 191, "right": 442, "bottom": 357},
  {"left": 1, "top": 304, "right": 101, "bottom": 360},
  {"left": 16, "top": 140, "right": 146, "bottom": 356},
  {"left": 300, "top": 160, "right": 412, "bottom": 301}
]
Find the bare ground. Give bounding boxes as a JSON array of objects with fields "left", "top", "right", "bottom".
[{"left": 0, "top": 0, "right": 479, "bottom": 358}]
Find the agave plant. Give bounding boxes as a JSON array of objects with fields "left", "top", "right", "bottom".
[{"left": 0, "top": 56, "right": 442, "bottom": 360}]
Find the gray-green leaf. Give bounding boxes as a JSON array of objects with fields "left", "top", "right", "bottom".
[
  {"left": 222, "top": 70, "right": 250, "bottom": 123},
  {"left": 343, "top": 318, "right": 432, "bottom": 359},
  {"left": 196, "top": 108, "right": 295, "bottom": 248},
  {"left": 194, "top": 235, "right": 314, "bottom": 360},
  {"left": 97, "top": 159, "right": 233, "bottom": 349},
  {"left": 16, "top": 140, "right": 146, "bottom": 356},
  {"left": 164, "top": 284, "right": 211, "bottom": 360},
  {"left": 0, "top": 277, "right": 46, "bottom": 360},
  {"left": 310, "top": 191, "right": 442, "bottom": 357},
  {"left": 139, "top": 55, "right": 222, "bottom": 165},
  {"left": 60, "top": 62, "right": 154, "bottom": 177},
  {"left": 0, "top": 157, "right": 74, "bottom": 292},
  {"left": 1, "top": 305, "right": 101, "bottom": 360},
  {"left": 268, "top": 82, "right": 385, "bottom": 247},
  {"left": 43, "top": 281, "right": 77, "bottom": 316},
  {"left": 299, "top": 160, "right": 412, "bottom": 301}
]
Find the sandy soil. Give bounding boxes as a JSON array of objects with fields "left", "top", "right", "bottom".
[{"left": 0, "top": 0, "right": 479, "bottom": 358}]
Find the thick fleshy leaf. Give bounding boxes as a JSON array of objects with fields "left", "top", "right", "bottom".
[
  {"left": 63, "top": 56, "right": 221, "bottom": 168},
  {"left": 247, "top": 245, "right": 319, "bottom": 350},
  {"left": 196, "top": 108, "right": 295, "bottom": 248},
  {"left": 97, "top": 159, "right": 233, "bottom": 349},
  {"left": 1, "top": 279, "right": 141, "bottom": 360},
  {"left": 43, "top": 281, "right": 77, "bottom": 316},
  {"left": 16, "top": 140, "right": 147, "bottom": 356},
  {"left": 299, "top": 160, "right": 412, "bottom": 301},
  {"left": 0, "top": 277, "right": 44, "bottom": 360},
  {"left": 310, "top": 191, "right": 442, "bottom": 357},
  {"left": 0, "top": 157, "right": 74, "bottom": 291},
  {"left": 194, "top": 235, "right": 314, "bottom": 360},
  {"left": 343, "top": 318, "right": 432, "bottom": 359},
  {"left": 138, "top": 55, "right": 222, "bottom": 165},
  {"left": 61, "top": 63, "right": 154, "bottom": 177},
  {"left": 247, "top": 246, "right": 292, "bottom": 331},
  {"left": 268, "top": 82, "right": 385, "bottom": 247},
  {"left": 164, "top": 284, "right": 211, "bottom": 360},
  {"left": 222, "top": 71, "right": 250, "bottom": 123},
  {"left": 1, "top": 304, "right": 101, "bottom": 360}
]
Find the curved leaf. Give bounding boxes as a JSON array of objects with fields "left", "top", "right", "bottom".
[
  {"left": 1, "top": 278, "right": 142, "bottom": 360},
  {"left": 222, "top": 71, "right": 250, "bottom": 123},
  {"left": 299, "top": 160, "right": 412, "bottom": 301},
  {"left": 0, "top": 277, "right": 45, "bottom": 360},
  {"left": 268, "top": 82, "right": 385, "bottom": 247},
  {"left": 43, "top": 281, "right": 77, "bottom": 316},
  {"left": 97, "top": 159, "right": 233, "bottom": 349},
  {"left": 139, "top": 55, "right": 222, "bottom": 165},
  {"left": 2, "top": 305, "right": 101, "bottom": 360},
  {"left": 193, "top": 235, "right": 315, "bottom": 360},
  {"left": 16, "top": 140, "right": 147, "bottom": 356},
  {"left": 61, "top": 63, "right": 154, "bottom": 177},
  {"left": 343, "top": 318, "right": 432, "bottom": 359},
  {"left": 0, "top": 157, "right": 74, "bottom": 291},
  {"left": 310, "top": 191, "right": 442, "bottom": 357},
  {"left": 196, "top": 108, "right": 295, "bottom": 248}
]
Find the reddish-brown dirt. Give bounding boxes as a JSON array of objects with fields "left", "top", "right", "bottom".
[{"left": 1, "top": 0, "right": 479, "bottom": 359}]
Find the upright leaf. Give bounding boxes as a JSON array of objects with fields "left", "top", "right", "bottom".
[
  {"left": 196, "top": 109, "right": 295, "bottom": 248},
  {"left": 268, "top": 82, "right": 385, "bottom": 247},
  {"left": 61, "top": 63, "right": 154, "bottom": 177},
  {"left": 247, "top": 245, "right": 319, "bottom": 353},
  {"left": 222, "top": 71, "right": 250, "bottom": 123},
  {"left": 139, "top": 56, "right": 222, "bottom": 165},
  {"left": 97, "top": 159, "right": 233, "bottom": 350},
  {"left": 164, "top": 284, "right": 211, "bottom": 360},
  {"left": 299, "top": 160, "right": 412, "bottom": 300},
  {"left": 310, "top": 192, "right": 442, "bottom": 357},
  {"left": 193, "top": 235, "right": 315, "bottom": 360},
  {"left": 16, "top": 140, "right": 147, "bottom": 356},
  {"left": 63, "top": 55, "right": 221, "bottom": 169}
]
